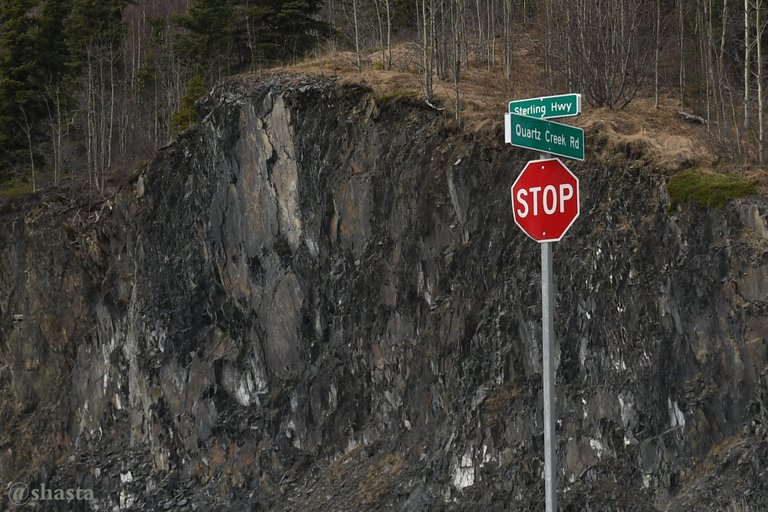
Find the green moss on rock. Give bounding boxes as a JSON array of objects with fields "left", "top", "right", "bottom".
[
  {"left": 668, "top": 168, "right": 755, "bottom": 210},
  {"left": 0, "top": 179, "right": 34, "bottom": 197},
  {"left": 374, "top": 88, "right": 419, "bottom": 106}
]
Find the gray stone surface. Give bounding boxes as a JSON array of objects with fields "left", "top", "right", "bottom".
[{"left": 0, "top": 73, "right": 766, "bottom": 511}]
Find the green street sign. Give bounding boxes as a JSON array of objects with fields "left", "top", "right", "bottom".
[
  {"left": 505, "top": 113, "right": 585, "bottom": 161},
  {"left": 508, "top": 93, "right": 582, "bottom": 119}
]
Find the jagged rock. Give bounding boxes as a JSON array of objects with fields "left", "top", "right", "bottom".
[{"left": 0, "top": 73, "right": 767, "bottom": 511}]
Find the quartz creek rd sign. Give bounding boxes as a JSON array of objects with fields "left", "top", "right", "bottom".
[
  {"left": 504, "top": 113, "right": 585, "bottom": 161},
  {"left": 503, "top": 93, "right": 585, "bottom": 512},
  {"left": 508, "top": 93, "right": 581, "bottom": 119}
]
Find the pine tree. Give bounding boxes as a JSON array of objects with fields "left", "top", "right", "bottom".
[
  {"left": 241, "top": 0, "right": 331, "bottom": 65},
  {"left": 38, "top": 0, "right": 71, "bottom": 83},
  {"left": 0, "top": 0, "right": 43, "bottom": 180},
  {"left": 174, "top": 0, "right": 238, "bottom": 83},
  {"left": 175, "top": 0, "right": 331, "bottom": 81},
  {"left": 37, "top": 0, "right": 72, "bottom": 186},
  {"left": 170, "top": 75, "right": 205, "bottom": 134},
  {"left": 64, "top": 0, "right": 129, "bottom": 73}
]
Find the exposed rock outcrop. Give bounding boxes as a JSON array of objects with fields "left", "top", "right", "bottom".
[{"left": 1, "top": 74, "right": 766, "bottom": 511}]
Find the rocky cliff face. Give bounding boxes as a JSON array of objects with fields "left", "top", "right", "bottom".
[{"left": 1, "top": 74, "right": 767, "bottom": 511}]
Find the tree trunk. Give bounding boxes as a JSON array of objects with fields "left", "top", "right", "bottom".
[
  {"left": 745, "top": 0, "right": 751, "bottom": 130},
  {"left": 718, "top": 0, "right": 729, "bottom": 139},
  {"left": 374, "top": 0, "right": 386, "bottom": 69},
  {"left": 46, "top": 85, "right": 63, "bottom": 186},
  {"left": 108, "top": 46, "right": 115, "bottom": 170},
  {"left": 680, "top": 0, "right": 686, "bottom": 108},
  {"left": 452, "top": 0, "right": 463, "bottom": 121},
  {"left": 87, "top": 47, "right": 94, "bottom": 193},
  {"left": 655, "top": 0, "right": 661, "bottom": 108},
  {"left": 154, "top": 66, "right": 159, "bottom": 147},
  {"left": 474, "top": 0, "right": 483, "bottom": 68},
  {"left": 488, "top": 0, "right": 495, "bottom": 67},
  {"left": 19, "top": 108, "right": 36, "bottom": 193},
  {"left": 503, "top": 0, "right": 512, "bottom": 79},
  {"left": 545, "top": 0, "right": 552, "bottom": 82},
  {"left": 757, "top": 0, "right": 764, "bottom": 162},
  {"left": 353, "top": 0, "right": 361, "bottom": 70},
  {"left": 437, "top": 0, "right": 447, "bottom": 79},
  {"left": 385, "top": 0, "right": 392, "bottom": 69},
  {"left": 422, "top": 0, "right": 434, "bottom": 102},
  {"left": 698, "top": 0, "right": 712, "bottom": 131},
  {"left": 729, "top": 84, "right": 743, "bottom": 156},
  {"left": 99, "top": 53, "right": 106, "bottom": 192}
]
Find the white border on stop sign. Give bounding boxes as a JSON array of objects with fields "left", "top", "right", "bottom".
[{"left": 510, "top": 157, "right": 580, "bottom": 243}]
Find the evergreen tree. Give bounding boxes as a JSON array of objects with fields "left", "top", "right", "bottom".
[
  {"left": 0, "top": 0, "right": 43, "bottom": 180},
  {"left": 241, "top": 0, "right": 331, "bottom": 66},
  {"left": 170, "top": 75, "right": 205, "bottom": 134},
  {"left": 64, "top": 0, "right": 129, "bottom": 72},
  {"left": 174, "top": 0, "right": 238, "bottom": 83},
  {"left": 175, "top": 0, "right": 330, "bottom": 81},
  {"left": 37, "top": 0, "right": 73, "bottom": 186},
  {"left": 38, "top": 0, "right": 71, "bottom": 83},
  {"left": 276, "top": 0, "right": 331, "bottom": 58}
]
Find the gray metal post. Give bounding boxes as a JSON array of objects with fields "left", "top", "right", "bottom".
[
  {"left": 539, "top": 151, "right": 557, "bottom": 512},
  {"left": 541, "top": 240, "right": 556, "bottom": 512}
]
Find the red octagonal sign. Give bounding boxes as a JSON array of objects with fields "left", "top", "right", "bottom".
[{"left": 511, "top": 158, "right": 579, "bottom": 242}]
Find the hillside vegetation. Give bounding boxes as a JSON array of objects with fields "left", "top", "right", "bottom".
[{"left": 0, "top": 0, "right": 766, "bottom": 202}]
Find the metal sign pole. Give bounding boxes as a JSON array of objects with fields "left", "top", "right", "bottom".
[{"left": 539, "top": 151, "right": 557, "bottom": 512}]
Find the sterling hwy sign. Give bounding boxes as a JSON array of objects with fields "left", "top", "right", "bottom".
[
  {"left": 505, "top": 113, "right": 585, "bottom": 161},
  {"left": 504, "top": 94, "right": 584, "bottom": 512},
  {"left": 508, "top": 93, "right": 581, "bottom": 119},
  {"left": 510, "top": 158, "right": 579, "bottom": 242}
]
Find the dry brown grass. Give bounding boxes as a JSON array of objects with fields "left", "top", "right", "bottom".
[
  {"left": 581, "top": 92, "right": 720, "bottom": 172},
  {"left": 483, "top": 384, "right": 521, "bottom": 416},
  {"left": 259, "top": 34, "right": 768, "bottom": 192},
  {"left": 358, "top": 452, "right": 405, "bottom": 505},
  {"left": 682, "top": 434, "right": 747, "bottom": 483},
  {"left": 481, "top": 384, "right": 522, "bottom": 429},
  {"left": 706, "top": 434, "right": 747, "bottom": 460},
  {"left": 328, "top": 445, "right": 363, "bottom": 485},
  {"left": 318, "top": 446, "right": 408, "bottom": 507},
  {"left": 750, "top": 173, "right": 768, "bottom": 197}
]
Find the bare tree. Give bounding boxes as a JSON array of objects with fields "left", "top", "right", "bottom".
[
  {"left": 18, "top": 107, "right": 37, "bottom": 193},
  {"left": 552, "top": 0, "right": 654, "bottom": 109},
  {"left": 745, "top": 0, "right": 751, "bottom": 130},
  {"left": 45, "top": 83, "right": 77, "bottom": 186},
  {"left": 502, "top": 0, "right": 512, "bottom": 79},
  {"left": 655, "top": 0, "right": 661, "bottom": 108},
  {"left": 679, "top": 0, "right": 686, "bottom": 108},
  {"left": 718, "top": 0, "right": 729, "bottom": 140},
  {"left": 371, "top": 0, "right": 393, "bottom": 70},
  {"left": 488, "top": 0, "right": 495, "bottom": 67},
  {"left": 474, "top": 0, "right": 484, "bottom": 69},
  {"left": 450, "top": 0, "right": 466, "bottom": 121},
  {"left": 385, "top": 0, "right": 392, "bottom": 69},
  {"left": 421, "top": 0, "right": 436, "bottom": 104},
  {"left": 353, "top": 0, "right": 361, "bottom": 70},
  {"left": 545, "top": 0, "right": 553, "bottom": 84},
  {"left": 696, "top": 0, "right": 712, "bottom": 130},
  {"left": 373, "top": 0, "right": 386, "bottom": 68},
  {"left": 756, "top": 0, "right": 765, "bottom": 162}
]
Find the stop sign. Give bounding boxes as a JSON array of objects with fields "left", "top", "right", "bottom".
[{"left": 511, "top": 158, "right": 579, "bottom": 242}]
